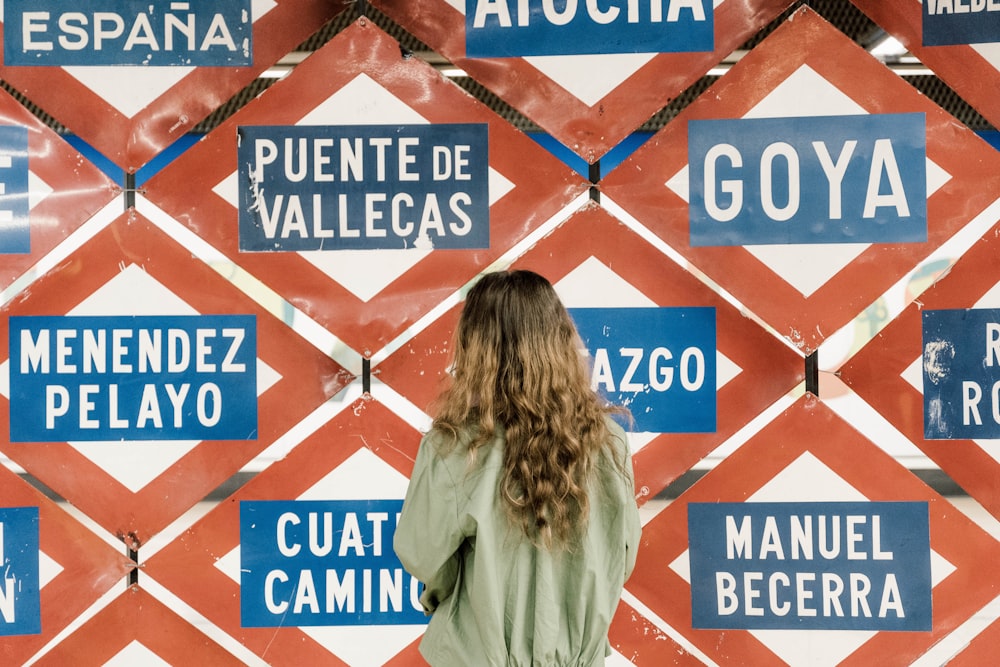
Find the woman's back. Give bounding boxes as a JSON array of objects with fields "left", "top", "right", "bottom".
[
  {"left": 394, "top": 418, "right": 640, "bottom": 667},
  {"left": 393, "top": 269, "right": 642, "bottom": 666}
]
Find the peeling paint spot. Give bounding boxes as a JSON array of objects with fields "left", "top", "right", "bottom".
[{"left": 923, "top": 339, "right": 954, "bottom": 385}]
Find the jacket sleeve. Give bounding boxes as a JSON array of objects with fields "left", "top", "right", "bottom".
[
  {"left": 623, "top": 450, "right": 642, "bottom": 581},
  {"left": 393, "top": 432, "right": 465, "bottom": 613},
  {"left": 611, "top": 423, "right": 642, "bottom": 581}
]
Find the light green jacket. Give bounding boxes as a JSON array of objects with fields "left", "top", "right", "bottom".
[{"left": 394, "top": 420, "right": 641, "bottom": 667}]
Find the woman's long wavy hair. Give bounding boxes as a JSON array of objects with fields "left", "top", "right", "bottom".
[{"left": 431, "top": 270, "right": 624, "bottom": 549}]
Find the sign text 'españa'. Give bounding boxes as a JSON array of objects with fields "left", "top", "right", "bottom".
[
  {"left": 570, "top": 307, "right": 716, "bottom": 433},
  {"left": 240, "top": 500, "right": 426, "bottom": 627},
  {"left": 4, "top": 0, "right": 253, "bottom": 67},
  {"left": 923, "top": 307, "right": 1000, "bottom": 439},
  {"left": 688, "top": 501, "right": 932, "bottom": 631},
  {"left": 688, "top": 113, "right": 927, "bottom": 246},
  {"left": 465, "top": 0, "right": 713, "bottom": 57},
  {"left": 8, "top": 315, "right": 257, "bottom": 442},
  {"left": 238, "top": 124, "right": 490, "bottom": 252},
  {"left": 0, "top": 507, "right": 40, "bottom": 636}
]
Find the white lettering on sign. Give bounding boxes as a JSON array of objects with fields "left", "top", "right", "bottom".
[
  {"left": 43, "top": 382, "right": 223, "bottom": 430},
  {"left": 275, "top": 510, "right": 393, "bottom": 558},
  {"left": 926, "top": 0, "right": 1000, "bottom": 15},
  {"left": 714, "top": 571, "right": 904, "bottom": 620},
  {"left": 703, "top": 138, "right": 909, "bottom": 223},
  {"left": 252, "top": 137, "right": 473, "bottom": 184},
  {"left": 20, "top": 326, "right": 246, "bottom": 432},
  {"left": 20, "top": 327, "right": 246, "bottom": 375},
  {"left": 960, "top": 380, "right": 1000, "bottom": 426},
  {"left": 263, "top": 567, "right": 422, "bottom": 616},
  {"left": 471, "top": 0, "right": 707, "bottom": 28},
  {"left": 249, "top": 137, "right": 475, "bottom": 243},
  {"left": 956, "top": 323, "right": 1000, "bottom": 426},
  {"left": 252, "top": 192, "right": 473, "bottom": 243},
  {"left": 718, "top": 514, "right": 902, "bottom": 620},
  {"left": 590, "top": 346, "right": 706, "bottom": 393},
  {"left": 264, "top": 509, "right": 421, "bottom": 616},
  {"left": 987, "top": 323, "right": 1000, "bottom": 367},
  {"left": 725, "top": 514, "right": 894, "bottom": 561},
  {"left": 21, "top": 7, "right": 239, "bottom": 54}
]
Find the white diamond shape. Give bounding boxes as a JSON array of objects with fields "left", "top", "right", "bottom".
[
  {"left": 104, "top": 640, "right": 171, "bottom": 667},
  {"left": 555, "top": 256, "right": 741, "bottom": 451},
  {"left": 742, "top": 243, "right": 870, "bottom": 298},
  {"left": 220, "top": 446, "right": 421, "bottom": 667},
  {"left": 298, "top": 625, "right": 425, "bottom": 667},
  {"left": 902, "top": 356, "right": 923, "bottom": 393},
  {"left": 69, "top": 441, "right": 202, "bottom": 494},
  {"left": 525, "top": 53, "right": 656, "bottom": 107},
  {"left": 215, "top": 546, "right": 241, "bottom": 584},
  {"left": 297, "top": 248, "right": 431, "bottom": 304},
  {"left": 297, "top": 448, "right": 420, "bottom": 667},
  {"left": 297, "top": 447, "right": 410, "bottom": 501},
  {"left": 0, "top": 264, "right": 281, "bottom": 492},
  {"left": 668, "top": 452, "right": 954, "bottom": 667},
  {"left": 28, "top": 170, "right": 53, "bottom": 210},
  {"left": 216, "top": 73, "right": 515, "bottom": 303},
  {"left": 906, "top": 279, "right": 1000, "bottom": 464},
  {"left": 743, "top": 65, "right": 868, "bottom": 119},
  {"left": 39, "top": 549, "right": 63, "bottom": 588},
  {"left": 555, "top": 256, "right": 741, "bottom": 390},
  {"left": 556, "top": 255, "right": 657, "bottom": 308},
  {"left": 451, "top": 0, "right": 729, "bottom": 107},
  {"left": 64, "top": 67, "right": 193, "bottom": 119},
  {"left": 59, "top": 0, "right": 277, "bottom": 119}
]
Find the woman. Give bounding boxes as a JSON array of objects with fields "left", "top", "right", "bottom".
[{"left": 394, "top": 269, "right": 642, "bottom": 667}]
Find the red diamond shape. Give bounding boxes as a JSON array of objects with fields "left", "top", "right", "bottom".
[
  {"left": 376, "top": 204, "right": 804, "bottom": 501},
  {"left": 0, "top": 210, "right": 353, "bottom": 542},
  {"left": 0, "top": 87, "right": 118, "bottom": 291},
  {"left": 0, "top": 1, "right": 345, "bottom": 171},
  {"left": 142, "top": 17, "right": 588, "bottom": 357},
  {"left": 628, "top": 396, "right": 1000, "bottom": 665},
  {"left": 839, "top": 217, "right": 1000, "bottom": 522},
  {"left": 143, "top": 398, "right": 422, "bottom": 665},
  {"left": 0, "top": 464, "right": 131, "bottom": 664},
  {"left": 601, "top": 7, "right": 1000, "bottom": 354},
  {"left": 370, "top": 0, "right": 796, "bottom": 161},
  {"left": 33, "top": 586, "right": 244, "bottom": 665},
  {"left": 851, "top": 0, "right": 1000, "bottom": 137}
]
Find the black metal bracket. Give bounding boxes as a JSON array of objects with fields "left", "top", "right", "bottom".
[{"left": 805, "top": 350, "right": 819, "bottom": 396}]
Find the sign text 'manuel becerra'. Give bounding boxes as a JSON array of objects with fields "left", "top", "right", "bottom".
[
  {"left": 237, "top": 124, "right": 490, "bottom": 252},
  {"left": 240, "top": 499, "right": 426, "bottom": 627},
  {"left": 8, "top": 315, "right": 257, "bottom": 442},
  {"left": 4, "top": 0, "right": 252, "bottom": 67},
  {"left": 687, "top": 501, "right": 931, "bottom": 631}
]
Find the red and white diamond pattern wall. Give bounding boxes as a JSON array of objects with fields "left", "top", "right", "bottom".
[{"left": 0, "top": 1, "right": 999, "bottom": 664}]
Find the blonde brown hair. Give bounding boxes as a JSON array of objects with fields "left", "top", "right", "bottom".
[{"left": 431, "top": 270, "right": 625, "bottom": 548}]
